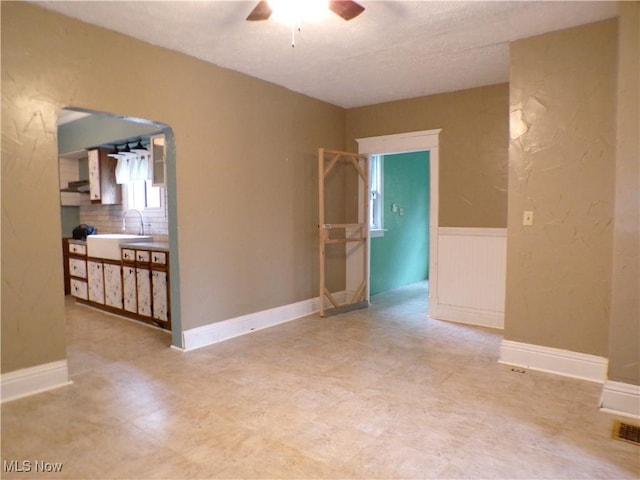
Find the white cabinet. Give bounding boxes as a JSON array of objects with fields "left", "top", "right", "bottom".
[
  {"left": 151, "top": 250, "right": 169, "bottom": 324},
  {"left": 69, "top": 258, "right": 87, "bottom": 279},
  {"left": 150, "top": 134, "right": 166, "bottom": 187},
  {"left": 121, "top": 248, "right": 135, "bottom": 263},
  {"left": 77, "top": 245, "right": 170, "bottom": 330},
  {"left": 87, "top": 260, "right": 105, "bottom": 304},
  {"left": 133, "top": 249, "right": 152, "bottom": 317},
  {"left": 69, "top": 243, "right": 86, "bottom": 255},
  {"left": 122, "top": 265, "right": 137, "bottom": 313},
  {"left": 87, "top": 149, "right": 101, "bottom": 201},
  {"left": 70, "top": 279, "right": 88, "bottom": 300},
  {"left": 88, "top": 148, "right": 121, "bottom": 205},
  {"left": 152, "top": 271, "right": 169, "bottom": 323},
  {"left": 121, "top": 246, "right": 171, "bottom": 328},
  {"left": 68, "top": 242, "right": 88, "bottom": 300},
  {"left": 103, "top": 262, "right": 123, "bottom": 309},
  {"left": 151, "top": 251, "right": 166, "bottom": 265},
  {"left": 136, "top": 267, "right": 152, "bottom": 317}
]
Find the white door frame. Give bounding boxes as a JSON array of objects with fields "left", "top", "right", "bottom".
[{"left": 355, "top": 129, "right": 441, "bottom": 316}]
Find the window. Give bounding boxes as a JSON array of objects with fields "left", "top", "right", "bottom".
[
  {"left": 125, "top": 179, "right": 162, "bottom": 211},
  {"left": 369, "top": 155, "right": 384, "bottom": 237}
]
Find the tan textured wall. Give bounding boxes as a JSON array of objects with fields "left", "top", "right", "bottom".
[
  {"left": 346, "top": 84, "right": 509, "bottom": 228},
  {"left": 504, "top": 20, "right": 618, "bottom": 356},
  {"left": 1, "top": 3, "right": 345, "bottom": 372},
  {"left": 608, "top": 3, "right": 639, "bottom": 385}
]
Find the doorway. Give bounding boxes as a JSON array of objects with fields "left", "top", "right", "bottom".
[
  {"left": 356, "top": 129, "right": 441, "bottom": 317},
  {"left": 57, "top": 107, "right": 181, "bottom": 347},
  {"left": 369, "top": 151, "right": 430, "bottom": 296}
]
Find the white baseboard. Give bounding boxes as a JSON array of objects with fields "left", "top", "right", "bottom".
[
  {"left": 182, "top": 296, "right": 321, "bottom": 351},
  {"left": 600, "top": 381, "right": 640, "bottom": 419},
  {"left": 430, "top": 304, "right": 504, "bottom": 329},
  {"left": 1, "top": 360, "right": 72, "bottom": 403},
  {"left": 499, "top": 340, "right": 608, "bottom": 383}
]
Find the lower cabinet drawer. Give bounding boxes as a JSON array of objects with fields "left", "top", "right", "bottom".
[
  {"left": 69, "top": 258, "right": 87, "bottom": 279},
  {"left": 69, "top": 243, "right": 87, "bottom": 255},
  {"left": 70, "top": 279, "right": 88, "bottom": 300}
]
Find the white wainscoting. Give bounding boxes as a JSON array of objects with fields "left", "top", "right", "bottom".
[
  {"left": 1, "top": 360, "right": 72, "bottom": 403},
  {"left": 429, "top": 227, "right": 506, "bottom": 329}
]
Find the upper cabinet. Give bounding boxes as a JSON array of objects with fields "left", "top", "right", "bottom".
[
  {"left": 150, "top": 134, "right": 166, "bottom": 187},
  {"left": 88, "top": 148, "right": 121, "bottom": 205}
]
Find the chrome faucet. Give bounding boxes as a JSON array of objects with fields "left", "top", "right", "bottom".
[{"left": 121, "top": 209, "right": 144, "bottom": 235}]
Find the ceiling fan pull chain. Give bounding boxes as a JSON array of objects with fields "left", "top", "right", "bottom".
[{"left": 291, "top": 19, "right": 302, "bottom": 48}]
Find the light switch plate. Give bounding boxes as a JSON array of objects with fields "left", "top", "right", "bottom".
[{"left": 523, "top": 210, "right": 534, "bottom": 226}]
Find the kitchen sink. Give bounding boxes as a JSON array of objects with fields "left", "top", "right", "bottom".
[{"left": 86, "top": 234, "right": 152, "bottom": 260}]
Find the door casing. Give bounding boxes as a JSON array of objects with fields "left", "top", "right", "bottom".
[{"left": 356, "top": 129, "right": 441, "bottom": 314}]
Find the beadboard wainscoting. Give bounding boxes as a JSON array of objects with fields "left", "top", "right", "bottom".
[{"left": 429, "top": 227, "right": 507, "bottom": 329}]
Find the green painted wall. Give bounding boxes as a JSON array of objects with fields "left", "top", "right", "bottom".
[
  {"left": 370, "top": 151, "right": 430, "bottom": 295},
  {"left": 60, "top": 206, "right": 80, "bottom": 237},
  {"left": 58, "top": 114, "right": 163, "bottom": 155}
]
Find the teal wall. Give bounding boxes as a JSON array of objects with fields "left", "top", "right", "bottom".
[
  {"left": 60, "top": 206, "right": 80, "bottom": 237},
  {"left": 58, "top": 113, "right": 164, "bottom": 154},
  {"left": 370, "top": 151, "right": 430, "bottom": 296}
]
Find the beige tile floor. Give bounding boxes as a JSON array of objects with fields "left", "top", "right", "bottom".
[{"left": 2, "top": 282, "right": 639, "bottom": 479}]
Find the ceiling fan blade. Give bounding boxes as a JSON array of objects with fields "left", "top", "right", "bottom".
[
  {"left": 329, "top": 0, "right": 365, "bottom": 21},
  {"left": 246, "top": 1, "right": 272, "bottom": 21}
]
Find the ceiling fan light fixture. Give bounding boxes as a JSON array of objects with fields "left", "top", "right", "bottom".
[{"left": 268, "top": 0, "right": 329, "bottom": 24}]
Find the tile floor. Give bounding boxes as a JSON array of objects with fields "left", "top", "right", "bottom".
[{"left": 2, "top": 282, "right": 639, "bottom": 479}]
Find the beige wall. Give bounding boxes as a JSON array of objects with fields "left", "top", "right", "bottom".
[
  {"left": 609, "top": 3, "right": 639, "bottom": 385},
  {"left": 3, "top": 3, "right": 635, "bottom": 385},
  {"left": 346, "top": 83, "right": 509, "bottom": 228},
  {"left": 504, "top": 20, "right": 618, "bottom": 357},
  {"left": 1, "top": 3, "right": 345, "bottom": 372}
]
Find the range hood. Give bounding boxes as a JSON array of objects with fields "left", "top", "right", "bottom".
[{"left": 60, "top": 179, "right": 90, "bottom": 193}]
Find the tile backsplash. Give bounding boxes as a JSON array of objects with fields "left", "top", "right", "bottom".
[{"left": 78, "top": 190, "right": 169, "bottom": 241}]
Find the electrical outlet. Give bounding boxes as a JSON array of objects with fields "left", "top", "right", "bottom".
[{"left": 523, "top": 210, "right": 534, "bottom": 226}]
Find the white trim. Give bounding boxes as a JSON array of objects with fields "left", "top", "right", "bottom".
[
  {"left": 431, "top": 304, "right": 504, "bottom": 329},
  {"left": 1, "top": 360, "right": 72, "bottom": 403},
  {"left": 600, "top": 381, "right": 640, "bottom": 419},
  {"left": 438, "top": 227, "right": 507, "bottom": 237},
  {"left": 499, "top": 340, "right": 608, "bottom": 383},
  {"left": 356, "top": 129, "right": 442, "bottom": 154},
  {"left": 356, "top": 129, "right": 441, "bottom": 313},
  {"left": 369, "top": 154, "right": 384, "bottom": 234},
  {"left": 182, "top": 296, "right": 321, "bottom": 351}
]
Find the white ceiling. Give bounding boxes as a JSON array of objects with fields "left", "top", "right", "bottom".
[{"left": 36, "top": 1, "right": 618, "bottom": 108}]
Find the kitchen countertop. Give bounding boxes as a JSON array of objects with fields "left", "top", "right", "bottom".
[{"left": 120, "top": 241, "right": 170, "bottom": 251}]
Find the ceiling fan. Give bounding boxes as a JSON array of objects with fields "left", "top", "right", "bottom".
[{"left": 246, "top": 0, "right": 365, "bottom": 22}]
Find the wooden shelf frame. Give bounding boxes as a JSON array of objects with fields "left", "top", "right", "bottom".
[{"left": 318, "top": 148, "right": 370, "bottom": 317}]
